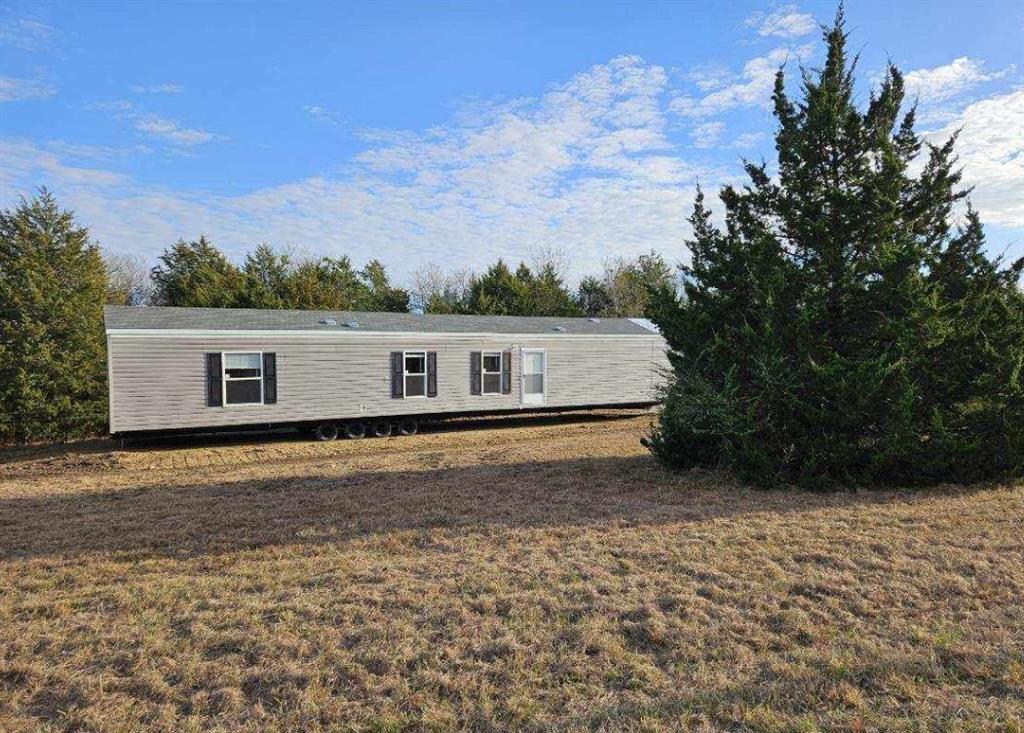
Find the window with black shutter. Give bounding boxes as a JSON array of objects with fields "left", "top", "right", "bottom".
[
  {"left": 262, "top": 353, "right": 277, "bottom": 404},
  {"left": 391, "top": 352, "right": 404, "bottom": 398},
  {"left": 470, "top": 351, "right": 482, "bottom": 395},
  {"left": 501, "top": 349, "right": 512, "bottom": 394},
  {"left": 206, "top": 353, "right": 222, "bottom": 407},
  {"left": 426, "top": 351, "right": 438, "bottom": 397}
]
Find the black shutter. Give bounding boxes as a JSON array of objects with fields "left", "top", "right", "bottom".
[
  {"left": 427, "top": 351, "right": 438, "bottom": 397},
  {"left": 391, "top": 352, "right": 404, "bottom": 398},
  {"left": 501, "top": 349, "right": 512, "bottom": 394},
  {"left": 470, "top": 351, "right": 482, "bottom": 395},
  {"left": 262, "top": 352, "right": 277, "bottom": 404},
  {"left": 206, "top": 353, "right": 222, "bottom": 407}
]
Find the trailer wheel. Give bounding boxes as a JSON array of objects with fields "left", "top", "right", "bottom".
[
  {"left": 397, "top": 418, "right": 418, "bottom": 436},
  {"left": 343, "top": 421, "right": 367, "bottom": 440},
  {"left": 313, "top": 422, "right": 339, "bottom": 441},
  {"left": 371, "top": 420, "right": 392, "bottom": 438}
]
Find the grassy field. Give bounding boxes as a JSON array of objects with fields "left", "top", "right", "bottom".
[{"left": 1, "top": 412, "right": 1021, "bottom": 733}]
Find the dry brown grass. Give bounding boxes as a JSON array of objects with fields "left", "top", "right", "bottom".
[{"left": 1, "top": 411, "right": 1021, "bottom": 732}]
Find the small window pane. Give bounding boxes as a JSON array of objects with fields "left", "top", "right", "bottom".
[
  {"left": 405, "top": 374, "right": 426, "bottom": 397},
  {"left": 524, "top": 352, "right": 544, "bottom": 374},
  {"left": 483, "top": 373, "right": 501, "bottom": 394},
  {"left": 225, "top": 353, "right": 262, "bottom": 378},
  {"left": 483, "top": 354, "right": 501, "bottom": 373},
  {"left": 405, "top": 354, "right": 425, "bottom": 374},
  {"left": 226, "top": 380, "right": 262, "bottom": 404},
  {"left": 524, "top": 374, "right": 544, "bottom": 394}
]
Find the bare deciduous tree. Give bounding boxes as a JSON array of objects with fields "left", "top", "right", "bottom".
[{"left": 104, "top": 251, "right": 153, "bottom": 306}]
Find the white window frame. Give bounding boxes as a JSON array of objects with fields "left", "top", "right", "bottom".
[
  {"left": 403, "top": 350, "right": 427, "bottom": 399},
  {"left": 481, "top": 351, "right": 503, "bottom": 395},
  {"left": 222, "top": 351, "right": 264, "bottom": 407}
]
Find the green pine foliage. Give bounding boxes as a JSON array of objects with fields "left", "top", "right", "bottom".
[
  {"left": 150, "top": 236, "right": 243, "bottom": 307},
  {"left": 150, "top": 240, "right": 411, "bottom": 312},
  {"left": 463, "top": 259, "right": 580, "bottom": 317},
  {"left": 0, "top": 190, "right": 108, "bottom": 442},
  {"left": 648, "top": 8, "right": 1024, "bottom": 488}
]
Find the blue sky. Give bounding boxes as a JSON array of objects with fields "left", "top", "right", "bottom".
[{"left": 2, "top": 1, "right": 1022, "bottom": 284}]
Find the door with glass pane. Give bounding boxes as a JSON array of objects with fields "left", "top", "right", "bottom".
[{"left": 521, "top": 349, "right": 546, "bottom": 406}]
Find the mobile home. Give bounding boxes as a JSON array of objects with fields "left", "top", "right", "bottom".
[{"left": 104, "top": 306, "right": 669, "bottom": 439}]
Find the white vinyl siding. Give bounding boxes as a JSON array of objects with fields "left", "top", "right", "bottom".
[{"left": 106, "top": 333, "right": 669, "bottom": 433}]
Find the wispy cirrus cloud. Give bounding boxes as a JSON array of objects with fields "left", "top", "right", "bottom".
[
  {"left": 729, "top": 131, "right": 768, "bottom": 149},
  {"left": 0, "top": 75, "right": 56, "bottom": 102},
  {"left": 134, "top": 114, "right": 222, "bottom": 146},
  {"left": 0, "top": 16, "right": 55, "bottom": 50},
  {"left": 130, "top": 83, "right": 184, "bottom": 94},
  {"left": 303, "top": 105, "right": 343, "bottom": 125},
  {"left": 690, "top": 121, "right": 725, "bottom": 148},
  {"left": 2, "top": 56, "right": 724, "bottom": 281},
  {"left": 745, "top": 5, "right": 816, "bottom": 39},
  {"left": 84, "top": 99, "right": 225, "bottom": 148},
  {"left": 670, "top": 44, "right": 814, "bottom": 118}
]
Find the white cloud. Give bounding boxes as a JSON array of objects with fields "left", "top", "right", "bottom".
[
  {"left": 84, "top": 100, "right": 224, "bottom": 148},
  {"left": 0, "top": 76, "right": 56, "bottom": 102},
  {"left": 1, "top": 56, "right": 723, "bottom": 282},
  {"left": 671, "top": 44, "right": 813, "bottom": 118},
  {"left": 683, "top": 63, "right": 734, "bottom": 92},
  {"left": 903, "top": 57, "right": 1014, "bottom": 105},
  {"left": 131, "top": 83, "right": 184, "bottom": 94},
  {"left": 303, "top": 105, "right": 342, "bottom": 125},
  {"left": 133, "top": 115, "right": 221, "bottom": 146},
  {"left": 0, "top": 17, "right": 54, "bottom": 50},
  {"left": 690, "top": 121, "right": 725, "bottom": 148},
  {"left": 729, "top": 131, "right": 768, "bottom": 149},
  {"left": 745, "top": 5, "right": 816, "bottom": 39},
  {"left": 924, "top": 90, "right": 1024, "bottom": 229},
  {"left": 44, "top": 140, "right": 154, "bottom": 160}
]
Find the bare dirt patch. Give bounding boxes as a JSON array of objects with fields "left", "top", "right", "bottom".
[{"left": 1, "top": 411, "right": 1021, "bottom": 732}]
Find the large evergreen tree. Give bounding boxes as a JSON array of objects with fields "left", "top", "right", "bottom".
[
  {"left": 648, "top": 8, "right": 1024, "bottom": 488},
  {"left": 150, "top": 236, "right": 242, "bottom": 307},
  {"left": 524, "top": 263, "right": 581, "bottom": 316},
  {"left": 0, "top": 190, "right": 108, "bottom": 441},
  {"left": 465, "top": 260, "right": 531, "bottom": 315},
  {"left": 236, "top": 243, "right": 290, "bottom": 309},
  {"left": 360, "top": 259, "right": 411, "bottom": 312}
]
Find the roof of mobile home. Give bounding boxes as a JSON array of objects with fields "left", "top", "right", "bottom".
[{"left": 104, "top": 306, "right": 661, "bottom": 336}]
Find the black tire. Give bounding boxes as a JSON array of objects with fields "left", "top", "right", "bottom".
[
  {"left": 313, "top": 422, "right": 339, "bottom": 441},
  {"left": 397, "top": 418, "right": 418, "bottom": 436},
  {"left": 371, "top": 420, "right": 392, "bottom": 438},
  {"left": 343, "top": 421, "right": 367, "bottom": 440}
]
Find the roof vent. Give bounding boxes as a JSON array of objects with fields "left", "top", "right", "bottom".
[
  {"left": 588, "top": 317, "right": 601, "bottom": 323},
  {"left": 551, "top": 325, "right": 566, "bottom": 333},
  {"left": 319, "top": 318, "right": 337, "bottom": 326},
  {"left": 343, "top": 320, "right": 360, "bottom": 329}
]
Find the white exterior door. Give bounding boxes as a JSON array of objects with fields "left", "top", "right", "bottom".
[{"left": 521, "top": 349, "right": 546, "bottom": 406}]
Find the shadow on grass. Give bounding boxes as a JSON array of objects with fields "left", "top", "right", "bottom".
[
  {"left": 127, "top": 409, "right": 649, "bottom": 450},
  {"left": 0, "top": 409, "right": 649, "bottom": 463},
  {"left": 0, "top": 451, "right": 957, "bottom": 562}
]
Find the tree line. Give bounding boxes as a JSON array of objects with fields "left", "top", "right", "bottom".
[
  {"left": 106, "top": 234, "right": 675, "bottom": 319},
  {"left": 1, "top": 189, "right": 674, "bottom": 442}
]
